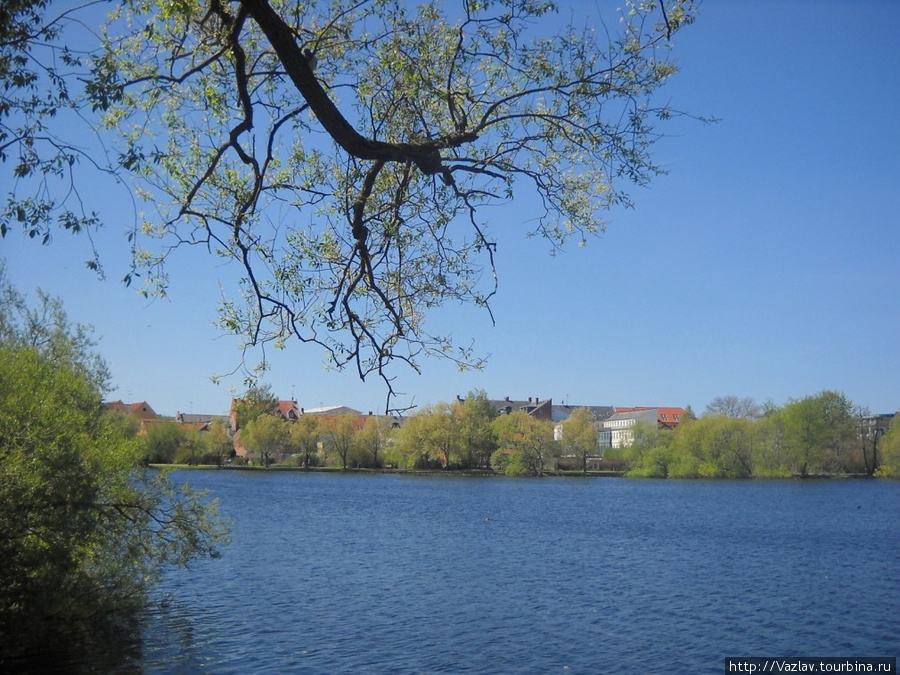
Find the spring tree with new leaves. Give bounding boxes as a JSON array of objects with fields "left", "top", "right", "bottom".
[
  {"left": 321, "top": 414, "right": 358, "bottom": 469},
  {"left": 354, "top": 414, "right": 394, "bottom": 468},
  {"left": 558, "top": 406, "right": 600, "bottom": 474},
  {"left": 876, "top": 417, "right": 900, "bottom": 478},
  {"left": 397, "top": 402, "right": 459, "bottom": 469},
  {"left": 0, "top": 269, "right": 227, "bottom": 643},
  {"left": 241, "top": 412, "right": 289, "bottom": 466},
  {"left": 491, "top": 410, "right": 558, "bottom": 476},
  {"left": 288, "top": 412, "right": 322, "bottom": 468},
  {"left": 2, "top": 0, "right": 702, "bottom": 409},
  {"left": 454, "top": 390, "right": 498, "bottom": 469}
]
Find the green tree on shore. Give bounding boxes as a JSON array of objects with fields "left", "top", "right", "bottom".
[
  {"left": 0, "top": 272, "right": 228, "bottom": 649},
  {"left": 395, "top": 412, "right": 431, "bottom": 469},
  {"left": 397, "top": 404, "right": 458, "bottom": 469},
  {"left": 322, "top": 415, "right": 358, "bottom": 469},
  {"left": 423, "top": 403, "right": 459, "bottom": 468},
  {"left": 781, "top": 391, "right": 856, "bottom": 477},
  {"left": 559, "top": 407, "right": 600, "bottom": 475},
  {"left": 206, "top": 417, "right": 236, "bottom": 466},
  {"left": 289, "top": 414, "right": 321, "bottom": 469},
  {"left": 355, "top": 415, "right": 393, "bottom": 469},
  {"left": 876, "top": 417, "right": 900, "bottom": 478},
  {"left": 454, "top": 391, "right": 498, "bottom": 469},
  {"left": 491, "top": 411, "right": 558, "bottom": 476},
  {"left": 619, "top": 391, "right": 875, "bottom": 479},
  {"left": 617, "top": 421, "right": 673, "bottom": 478},
  {"left": 234, "top": 384, "right": 279, "bottom": 431},
  {"left": 663, "top": 416, "right": 754, "bottom": 478},
  {"left": 241, "top": 414, "right": 289, "bottom": 467}
]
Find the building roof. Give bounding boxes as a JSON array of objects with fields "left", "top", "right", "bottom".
[
  {"left": 483, "top": 396, "right": 554, "bottom": 422},
  {"left": 301, "top": 405, "right": 363, "bottom": 416},
  {"left": 274, "top": 400, "right": 302, "bottom": 420},
  {"left": 603, "top": 409, "right": 659, "bottom": 425},
  {"left": 176, "top": 412, "right": 220, "bottom": 424},
  {"left": 552, "top": 405, "right": 616, "bottom": 423},
  {"left": 104, "top": 400, "right": 158, "bottom": 419},
  {"left": 489, "top": 396, "right": 545, "bottom": 412},
  {"left": 611, "top": 407, "right": 686, "bottom": 428},
  {"left": 655, "top": 408, "right": 685, "bottom": 428}
]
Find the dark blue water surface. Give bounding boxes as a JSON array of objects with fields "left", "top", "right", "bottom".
[{"left": 134, "top": 473, "right": 899, "bottom": 674}]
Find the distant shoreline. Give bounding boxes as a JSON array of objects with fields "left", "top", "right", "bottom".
[{"left": 150, "top": 464, "right": 887, "bottom": 480}]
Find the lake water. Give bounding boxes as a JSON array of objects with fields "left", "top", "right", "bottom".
[{"left": 44, "top": 473, "right": 900, "bottom": 673}]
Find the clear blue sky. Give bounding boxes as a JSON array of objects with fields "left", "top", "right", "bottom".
[{"left": 3, "top": 0, "right": 898, "bottom": 417}]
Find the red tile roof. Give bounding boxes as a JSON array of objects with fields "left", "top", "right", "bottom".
[
  {"left": 274, "top": 400, "right": 301, "bottom": 420},
  {"left": 104, "top": 400, "right": 157, "bottom": 418}
]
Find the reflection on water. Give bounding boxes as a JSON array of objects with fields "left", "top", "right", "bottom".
[
  {"left": 9, "top": 474, "right": 900, "bottom": 673},
  {"left": 2, "top": 610, "right": 144, "bottom": 674}
]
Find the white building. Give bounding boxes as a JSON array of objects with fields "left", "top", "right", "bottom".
[{"left": 602, "top": 409, "right": 662, "bottom": 449}]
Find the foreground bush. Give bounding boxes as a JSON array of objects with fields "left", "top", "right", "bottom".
[{"left": 0, "top": 274, "right": 228, "bottom": 656}]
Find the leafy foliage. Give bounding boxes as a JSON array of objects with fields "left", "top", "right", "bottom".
[
  {"left": 455, "top": 390, "right": 498, "bottom": 469},
  {"left": 876, "top": 417, "right": 900, "bottom": 478},
  {"left": 0, "top": 0, "right": 107, "bottom": 267},
  {"left": 233, "top": 383, "right": 279, "bottom": 430},
  {"left": 354, "top": 415, "right": 392, "bottom": 468},
  {"left": 321, "top": 415, "right": 358, "bottom": 469},
  {"left": 241, "top": 413, "right": 289, "bottom": 467},
  {"left": 1, "top": 0, "right": 702, "bottom": 409},
  {"left": 559, "top": 406, "right": 600, "bottom": 474},
  {"left": 394, "top": 391, "right": 496, "bottom": 469},
  {"left": 144, "top": 419, "right": 184, "bottom": 463},
  {"left": 411, "top": 402, "right": 459, "bottom": 467},
  {"left": 620, "top": 391, "right": 872, "bottom": 478},
  {"left": 780, "top": 391, "right": 856, "bottom": 477},
  {"left": 288, "top": 413, "right": 322, "bottom": 468},
  {"left": 491, "top": 410, "right": 558, "bottom": 475},
  {"left": 205, "top": 417, "right": 237, "bottom": 465},
  {"left": 0, "top": 271, "right": 228, "bottom": 650}
]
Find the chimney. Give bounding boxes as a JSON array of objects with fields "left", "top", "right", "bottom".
[
  {"left": 528, "top": 397, "right": 532, "bottom": 404},
  {"left": 504, "top": 396, "right": 510, "bottom": 402}
]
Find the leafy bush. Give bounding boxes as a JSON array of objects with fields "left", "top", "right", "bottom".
[{"left": 0, "top": 272, "right": 228, "bottom": 655}]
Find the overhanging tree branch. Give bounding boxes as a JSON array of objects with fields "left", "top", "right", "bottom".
[{"left": 1, "top": 0, "right": 705, "bottom": 412}]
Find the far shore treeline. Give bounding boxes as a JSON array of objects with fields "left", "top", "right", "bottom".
[
  {"left": 607, "top": 392, "right": 897, "bottom": 479},
  {"left": 144, "top": 387, "right": 900, "bottom": 480}
]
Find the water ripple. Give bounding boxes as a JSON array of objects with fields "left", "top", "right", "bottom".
[{"left": 125, "top": 474, "right": 900, "bottom": 674}]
